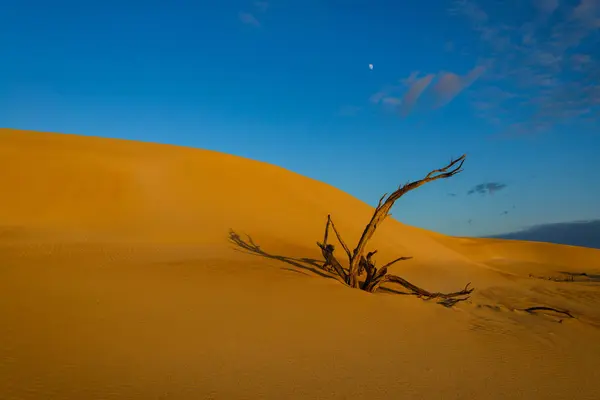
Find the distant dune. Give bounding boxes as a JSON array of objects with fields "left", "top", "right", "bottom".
[
  {"left": 489, "top": 220, "right": 600, "bottom": 250},
  {"left": 2, "top": 128, "right": 600, "bottom": 399}
]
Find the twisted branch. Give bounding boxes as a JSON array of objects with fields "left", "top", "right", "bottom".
[
  {"left": 346, "top": 155, "right": 466, "bottom": 288},
  {"left": 312, "top": 154, "right": 474, "bottom": 307}
]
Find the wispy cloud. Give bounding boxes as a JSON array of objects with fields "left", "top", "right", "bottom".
[
  {"left": 239, "top": 11, "right": 261, "bottom": 27},
  {"left": 400, "top": 73, "right": 435, "bottom": 115},
  {"left": 369, "top": 68, "right": 482, "bottom": 116},
  {"left": 572, "top": 0, "right": 600, "bottom": 27},
  {"left": 382, "top": 97, "right": 402, "bottom": 106},
  {"left": 450, "top": 0, "right": 600, "bottom": 135},
  {"left": 431, "top": 66, "right": 485, "bottom": 107},
  {"left": 369, "top": 82, "right": 401, "bottom": 105},
  {"left": 368, "top": 0, "right": 598, "bottom": 125},
  {"left": 369, "top": 91, "right": 388, "bottom": 105},
  {"left": 467, "top": 182, "right": 507, "bottom": 195}
]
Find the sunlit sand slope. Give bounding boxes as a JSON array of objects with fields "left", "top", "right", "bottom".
[{"left": 1, "top": 128, "right": 600, "bottom": 399}]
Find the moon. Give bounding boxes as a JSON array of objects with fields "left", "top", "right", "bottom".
[{"left": 369, "top": 64, "right": 374, "bottom": 70}]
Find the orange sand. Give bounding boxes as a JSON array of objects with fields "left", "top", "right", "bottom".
[{"left": 2, "top": 128, "right": 600, "bottom": 399}]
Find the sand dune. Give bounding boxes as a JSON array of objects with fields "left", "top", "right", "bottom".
[{"left": 2, "top": 128, "right": 600, "bottom": 399}]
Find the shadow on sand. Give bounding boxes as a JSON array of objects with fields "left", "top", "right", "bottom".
[{"left": 228, "top": 230, "right": 340, "bottom": 281}]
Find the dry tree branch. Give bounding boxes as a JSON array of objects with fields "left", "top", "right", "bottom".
[
  {"left": 424, "top": 157, "right": 466, "bottom": 180},
  {"left": 322, "top": 214, "right": 331, "bottom": 245},
  {"left": 329, "top": 216, "right": 352, "bottom": 262},
  {"left": 521, "top": 306, "right": 575, "bottom": 319},
  {"left": 376, "top": 193, "right": 388, "bottom": 208},
  {"left": 317, "top": 242, "right": 348, "bottom": 282},
  {"left": 312, "top": 154, "right": 475, "bottom": 307},
  {"left": 317, "top": 215, "right": 348, "bottom": 282},
  {"left": 346, "top": 154, "right": 466, "bottom": 288},
  {"left": 357, "top": 250, "right": 377, "bottom": 276},
  {"left": 380, "top": 256, "right": 413, "bottom": 270},
  {"left": 386, "top": 276, "right": 473, "bottom": 299}
]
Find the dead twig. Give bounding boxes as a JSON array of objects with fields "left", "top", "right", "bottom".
[{"left": 521, "top": 306, "right": 575, "bottom": 319}]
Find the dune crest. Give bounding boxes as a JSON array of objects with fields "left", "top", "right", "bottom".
[{"left": 1, "top": 128, "right": 600, "bottom": 399}]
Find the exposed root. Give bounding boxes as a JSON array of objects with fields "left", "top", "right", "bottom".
[{"left": 386, "top": 275, "right": 473, "bottom": 303}]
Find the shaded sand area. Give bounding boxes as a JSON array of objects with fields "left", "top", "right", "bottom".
[{"left": 2, "top": 128, "right": 600, "bottom": 399}]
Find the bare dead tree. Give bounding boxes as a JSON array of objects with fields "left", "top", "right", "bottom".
[{"left": 316, "top": 154, "right": 474, "bottom": 304}]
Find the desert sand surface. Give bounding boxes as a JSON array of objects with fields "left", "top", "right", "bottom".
[{"left": 2, "top": 128, "right": 600, "bottom": 399}]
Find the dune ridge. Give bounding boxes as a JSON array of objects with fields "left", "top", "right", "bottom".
[{"left": 1, "top": 128, "right": 600, "bottom": 399}]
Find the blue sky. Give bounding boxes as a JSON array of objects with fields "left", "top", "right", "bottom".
[{"left": 2, "top": 0, "right": 599, "bottom": 237}]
